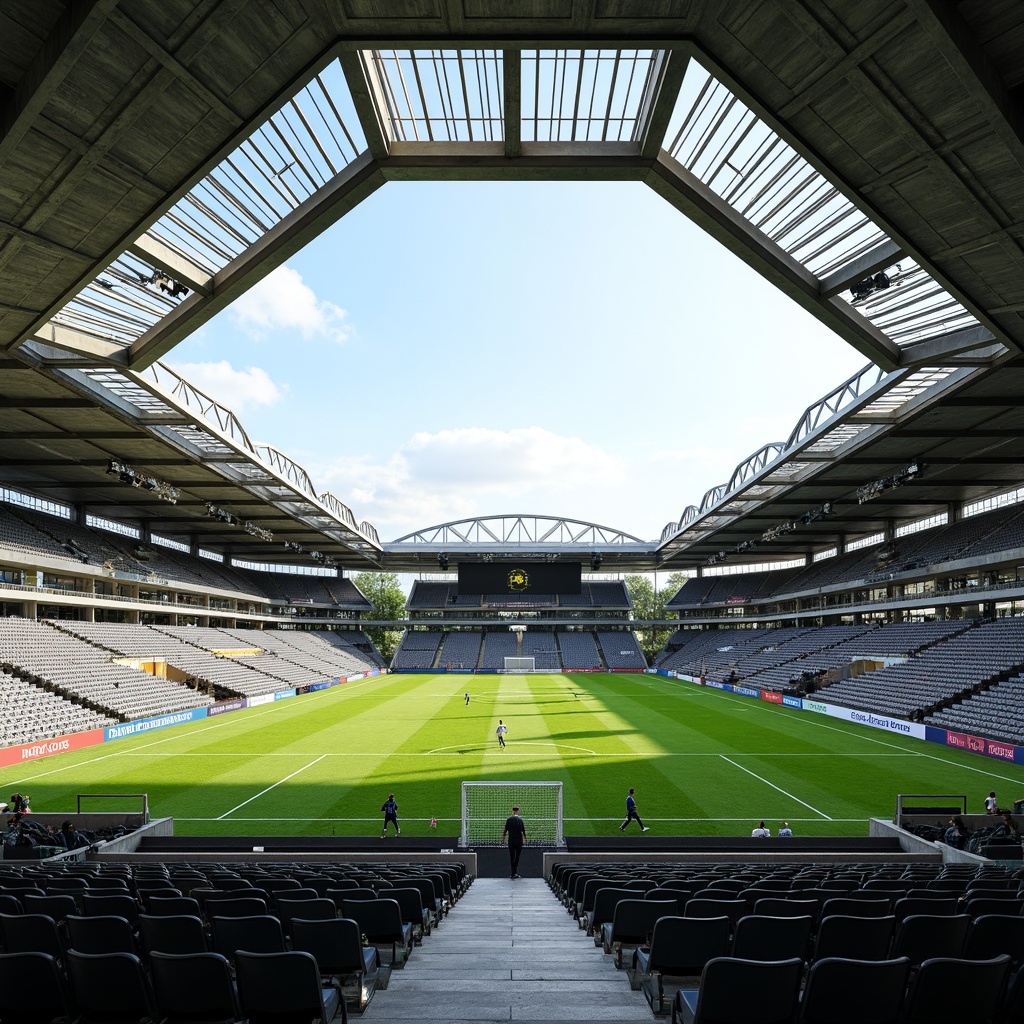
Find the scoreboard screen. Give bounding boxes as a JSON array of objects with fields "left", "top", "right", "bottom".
[{"left": 458, "top": 561, "right": 582, "bottom": 595}]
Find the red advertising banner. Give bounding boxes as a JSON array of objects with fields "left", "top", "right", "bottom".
[
  {"left": 0, "top": 728, "right": 106, "bottom": 768},
  {"left": 945, "top": 730, "right": 986, "bottom": 755},
  {"left": 761, "top": 691, "right": 783, "bottom": 704},
  {"left": 985, "top": 739, "right": 1016, "bottom": 761}
]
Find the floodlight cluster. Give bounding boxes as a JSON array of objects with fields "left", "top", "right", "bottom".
[
  {"left": 106, "top": 460, "right": 179, "bottom": 503},
  {"left": 857, "top": 463, "right": 922, "bottom": 504}
]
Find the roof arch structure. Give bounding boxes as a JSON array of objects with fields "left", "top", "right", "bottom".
[{"left": 0, "top": 1, "right": 1023, "bottom": 573}]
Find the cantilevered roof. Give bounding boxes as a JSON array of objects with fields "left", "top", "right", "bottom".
[{"left": 0, "top": 1, "right": 1022, "bottom": 569}]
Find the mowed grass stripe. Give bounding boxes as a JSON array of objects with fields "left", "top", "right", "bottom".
[{"left": 6, "top": 673, "right": 1024, "bottom": 837}]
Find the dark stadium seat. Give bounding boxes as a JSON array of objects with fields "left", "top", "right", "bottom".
[
  {"left": 341, "top": 898, "right": 413, "bottom": 967},
  {"left": 730, "top": 914, "right": 813, "bottom": 962},
  {"left": 21, "top": 893, "right": 78, "bottom": 924},
  {"left": 812, "top": 914, "right": 896, "bottom": 962},
  {"left": 798, "top": 957, "right": 910, "bottom": 1024},
  {"left": 277, "top": 897, "right": 337, "bottom": 936},
  {"left": 150, "top": 951, "right": 240, "bottom": 1024},
  {"left": 902, "top": 955, "right": 1011, "bottom": 1024},
  {"left": 235, "top": 950, "right": 343, "bottom": 1024},
  {"left": 964, "top": 915, "right": 1024, "bottom": 966},
  {"left": 585, "top": 887, "right": 641, "bottom": 940},
  {"left": 209, "top": 914, "right": 286, "bottom": 965},
  {"left": 892, "top": 914, "right": 971, "bottom": 966},
  {"left": 632, "top": 915, "right": 732, "bottom": 1014},
  {"left": 291, "top": 917, "right": 380, "bottom": 1012},
  {"left": 138, "top": 913, "right": 208, "bottom": 956},
  {"left": 601, "top": 899, "right": 679, "bottom": 968},
  {"left": 0, "top": 913, "right": 64, "bottom": 960},
  {"left": 672, "top": 956, "right": 803, "bottom": 1024},
  {"left": 67, "top": 950, "right": 158, "bottom": 1024},
  {"left": 0, "top": 951, "right": 75, "bottom": 1024},
  {"left": 65, "top": 914, "right": 137, "bottom": 955}
]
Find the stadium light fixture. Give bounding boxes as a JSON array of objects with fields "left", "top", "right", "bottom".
[
  {"left": 437, "top": 553, "right": 449, "bottom": 571},
  {"left": 106, "top": 459, "right": 179, "bottom": 503}
]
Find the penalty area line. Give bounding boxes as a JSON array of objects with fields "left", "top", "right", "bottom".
[
  {"left": 216, "top": 754, "right": 328, "bottom": 820},
  {"left": 720, "top": 754, "right": 832, "bottom": 820}
]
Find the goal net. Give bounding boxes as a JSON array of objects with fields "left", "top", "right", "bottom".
[
  {"left": 461, "top": 780, "right": 564, "bottom": 848},
  {"left": 503, "top": 656, "right": 535, "bottom": 672}
]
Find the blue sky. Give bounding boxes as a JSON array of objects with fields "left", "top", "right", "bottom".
[{"left": 168, "top": 180, "right": 866, "bottom": 544}]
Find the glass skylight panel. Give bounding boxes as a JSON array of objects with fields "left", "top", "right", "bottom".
[
  {"left": 146, "top": 60, "right": 365, "bottom": 275},
  {"left": 522, "top": 49, "right": 657, "bottom": 142},
  {"left": 368, "top": 50, "right": 503, "bottom": 142}
]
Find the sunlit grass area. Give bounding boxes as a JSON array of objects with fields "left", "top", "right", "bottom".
[{"left": 8, "top": 673, "right": 1023, "bottom": 838}]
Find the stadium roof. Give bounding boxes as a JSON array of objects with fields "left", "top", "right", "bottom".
[{"left": 1, "top": 1, "right": 1023, "bottom": 571}]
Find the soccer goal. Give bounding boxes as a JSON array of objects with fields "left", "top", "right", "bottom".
[
  {"left": 502, "top": 656, "right": 535, "bottom": 672},
  {"left": 460, "top": 780, "right": 564, "bottom": 848}
]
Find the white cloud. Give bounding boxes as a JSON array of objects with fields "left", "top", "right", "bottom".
[
  {"left": 316, "top": 426, "right": 626, "bottom": 539},
  {"left": 169, "top": 360, "right": 282, "bottom": 415},
  {"left": 230, "top": 265, "right": 349, "bottom": 342}
]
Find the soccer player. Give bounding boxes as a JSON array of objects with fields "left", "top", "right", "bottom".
[
  {"left": 465, "top": 692, "right": 470, "bottom": 705},
  {"left": 496, "top": 720, "right": 508, "bottom": 748},
  {"left": 381, "top": 793, "right": 400, "bottom": 837},
  {"left": 619, "top": 788, "right": 648, "bottom": 832}
]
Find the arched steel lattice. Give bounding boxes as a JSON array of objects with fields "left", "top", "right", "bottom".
[{"left": 391, "top": 514, "right": 646, "bottom": 547}]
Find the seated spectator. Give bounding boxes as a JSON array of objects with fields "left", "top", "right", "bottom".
[
  {"left": 8, "top": 793, "right": 29, "bottom": 813},
  {"left": 993, "top": 813, "right": 1021, "bottom": 841},
  {"left": 60, "top": 820, "right": 91, "bottom": 850},
  {"left": 777, "top": 822, "right": 793, "bottom": 837},
  {"left": 944, "top": 815, "right": 971, "bottom": 850},
  {"left": 751, "top": 821, "right": 771, "bottom": 838}
]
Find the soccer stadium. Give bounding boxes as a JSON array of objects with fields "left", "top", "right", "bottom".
[{"left": 1, "top": 2, "right": 1024, "bottom": 1021}]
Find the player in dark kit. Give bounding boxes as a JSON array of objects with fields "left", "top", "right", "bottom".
[
  {"left": 381, "top": 793, "right": 400, "bottom": 837},
  {"left": 502, "top": 805, "right": 526, "bottom": 878}
]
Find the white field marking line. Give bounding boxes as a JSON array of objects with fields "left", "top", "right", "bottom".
[
  {"left": 103, "top": 750, "right": 921, "bottom": 757},
  {"left": 173, "top": 814, "right": 869, "bottom": 824},
  {"left": 216, "top": 754, "right": 328, "bottom": 820},
  {"left": 3, "top": 673, "right": 389, "bottom": 788},
  {"left": 426, "top": 740, "right": 597, "bottom": 755},
  {"left": 643, "top": 676, "right": 1024, "bottom": 787},
  {"left": 720, "top": 754, "right": 833, "bottom": 820}
]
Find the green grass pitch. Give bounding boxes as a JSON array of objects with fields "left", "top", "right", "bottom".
[{"left": 7, "top": 673, "right": 1024, "bottom": 838}]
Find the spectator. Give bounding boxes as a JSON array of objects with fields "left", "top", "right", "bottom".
[
  {"left": 985, "top": 791, "right": 999, "bottom": 814},
  {"left": 777, "top": 822, "right": 793, "bottom": 837},
  {"left": 60, "top": 820, "right": 90, "bottom": 850},
  {"left": 944, "top": 815, "right": 970, "bottom": 850},
  {"left": 751, "top": 821, "right": 771, "bottom": 838}
]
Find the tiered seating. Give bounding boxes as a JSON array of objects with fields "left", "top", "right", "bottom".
[
  {"left": 925, "top": 675, "right": 1024, "bottom": 744},
  {"left": 596, "top": 630, "right": 646, "bottom": 669},
  {"left": 818, "top": 616, "right": 1024, "bottom": 717},
  {"left": 589, "top": 582, "right": 631, "bottom": 608},
  {"left": 0, "top": 669, "right": 115, "bottom": 745},
  {"left": 522, "top": 633, "right": 559, "bottom": 670},
  {"left": 406, "top": 582, "right": 451, "bottom": 608},
  {"left": 0, "top": 860, "right": 471, "bottom": 1016},
  {"left": 392, "top": 630, "right": 442, "bottom": 669},
  {"left": 480, "top": 631, "right": 518, "bottom": 668},
  {"left": 52, "top": 620, "right": 289, "bottom": 697},
  {"left": 437, "top": 631, "right": 482, "bottom": 669},
  {"left": 557, "top": 631, "right": 602, "bottom": 669},
  {"left": 0, "top": 618, "right": 212, "bottom": 719},
  {"left": 0, "top": 505, "right": 74, "bottom": 559}
]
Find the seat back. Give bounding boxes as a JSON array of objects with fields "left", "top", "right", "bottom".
[
  {"left": 820, "top": 897, "right": 890, "bottom": 919},
  {"left": 893, "top": 914, "right": 971, "bottom": 966},
  {"left": 292, "top": 916, "right": 378, "bottom": 975},
  {"left": 150, "top": 951, "right": 239, "bottom": 1024},
  {"left": 21, "top": 894, "right": 78, "bottom": 922},
  {"left": 146, "top": 895, "right": 202, "bottom": 918},
  {"left": 964, "top": 915, "right": 1024, "bottom": 966},
  {"left": 0, "top": 951, "right": 74, "bottom": 1024},
  {"left": 893, "top": 897, "right": 957, "bottom": 924},
  {"left": 692, "top": 956, "right": 803, "bottom": 1024},
  {"left": 732, "top": 915, "right": 813, "bottom": 962},
  {"left": 341, "top": 898, "right": 405, "bottom": 942},
  {"left": 80, "top": 893, "right": 140, "bottom": 926},
  {"left": 139, "top": 913, "right": 208, "bottom": 956},
  {"left": 686, "top": 899, "right": 748, "bottom": 926},
  {"left": 235, "top": 949, "right": 339, "bottom": 1024},
  {"left": 647, "top": 915, "right": 731, "bottom": 975},
  {"left": 609, "top": 899, "right": 678, "bottom": 945},
  {"left": 813, "top": 915, "right": 895, "bottom": 962},
  {"left": 208, "top": 914, "right": 286, "bottom": 963},
  {"left": 277, "top": 897, "right": 336, "bottom": 935},
  {"left": 66, "top": 950, "right": 157, "bottom": 1024},
  {"left": 799, "top": 957, "right": 910, "bottom": 1024},
  {"left": 66, "top": 913, "right": 136, "bottom": 955},
  {"left": 903, "top": 955, "right": 1011, "bottom": 1024},
  {"left": 204, "top": 896, "right": 269, "bottom": 919}
]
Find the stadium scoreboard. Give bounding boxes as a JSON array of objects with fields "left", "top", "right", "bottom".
[{"left": 458, "top": 561, "right": 581, "bottom": 595}]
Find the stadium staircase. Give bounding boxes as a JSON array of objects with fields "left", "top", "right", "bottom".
[{"left": 360, "top": 877, "right": 650, "bottom": 1023}]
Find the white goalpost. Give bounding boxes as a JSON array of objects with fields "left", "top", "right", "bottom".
[
  {"left": 503, "top": 656, "right": 535, "bottom": 672},
  {"left": 460, "top": 780, "right": 564, "bottom": 848}
]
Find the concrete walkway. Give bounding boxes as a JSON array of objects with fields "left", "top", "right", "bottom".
[{"left": 362, "top": 878, "right": 654, "bottom": 1023}]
